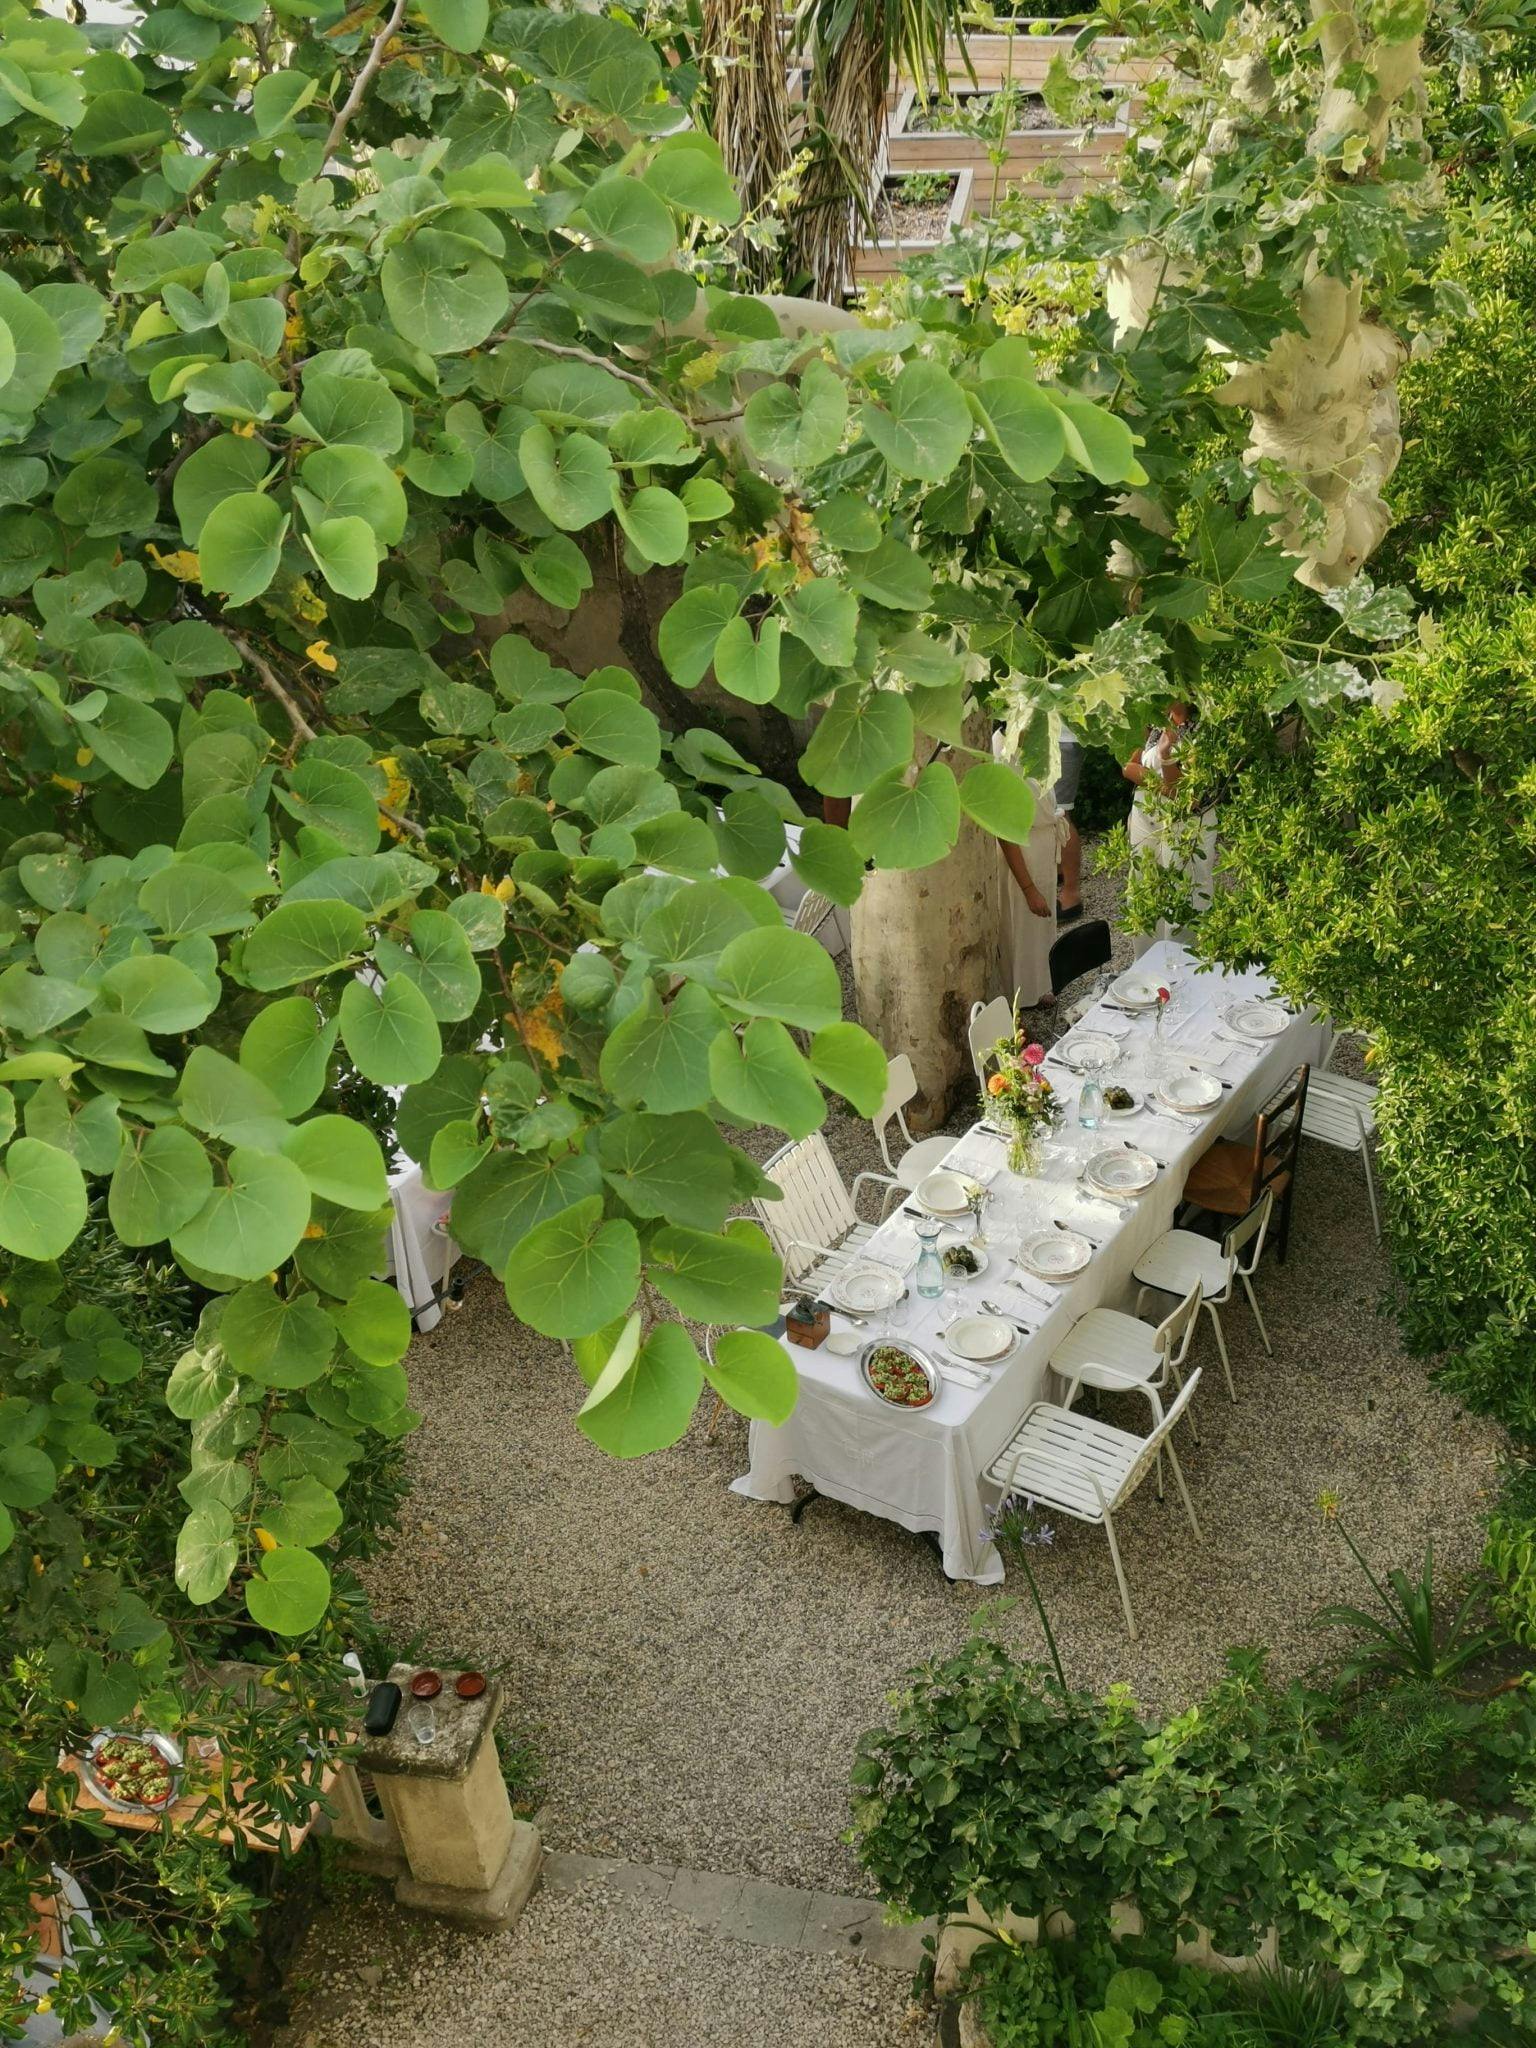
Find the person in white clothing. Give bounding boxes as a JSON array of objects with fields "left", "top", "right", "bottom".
[
  {"left": 993, "top": 730, "right": 1060, "bottom": 1007},
  {"left": 1123, "top": 701, "right": 1216, "bottom": 956}
]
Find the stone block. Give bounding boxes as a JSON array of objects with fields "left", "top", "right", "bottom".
[{"left": 394, "top": 1818, "right": 543, "bottom": 1934}]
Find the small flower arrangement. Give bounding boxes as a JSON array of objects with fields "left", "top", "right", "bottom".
[{"left": 981, "top": 1010, "right": 1064, "bottom": 1173}]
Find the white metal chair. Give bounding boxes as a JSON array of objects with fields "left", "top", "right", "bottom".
[
  {"left": 1132, "top": 1190, "right": 1274, "bottom": 1402},
  {"left": 985, "top": 1369, "right": 1204, "bottom": 1639},
  {"left": 871, "top": 1054, "right": 955, "bottom": 1191},
  {"left": 790, "top": 887, "right": 836, "bottom": 941},
  {"left": 1303, "top": 1030, "right": 1380, "bottom": 1237},
  {"left": 752, "top": 1133, "right": 904, "bottom": 1294},
  {"left": 1048, "top": 1281, "right": 1205, "bottom": 1466},
  {"left": 968, "top": 996, "right": 1014, "bottom": 1092}
]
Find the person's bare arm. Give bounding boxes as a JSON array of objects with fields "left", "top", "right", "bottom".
[{"left": 1001, "top": 840, "right": 1050, "bottom": 918}]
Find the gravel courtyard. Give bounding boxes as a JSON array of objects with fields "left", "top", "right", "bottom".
[{"left": 283, "top": 874, "right": 1505, "bottom": 2048}]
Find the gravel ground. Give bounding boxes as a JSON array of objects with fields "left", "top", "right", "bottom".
[
  {"left": 285, "top": 849, "right": 1505, "bottom": 2044},
  {"left": 284, "top": 1878, "right": 928, "bottom": 2048}
]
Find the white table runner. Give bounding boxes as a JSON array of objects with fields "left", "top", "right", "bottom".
[{"left": 732, "top": 940, "right": 1323, "bottom": 1581}]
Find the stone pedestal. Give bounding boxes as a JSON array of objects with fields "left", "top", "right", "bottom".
[{"left": 354, "top": 1666, "right": 542, "bottom": 1931}]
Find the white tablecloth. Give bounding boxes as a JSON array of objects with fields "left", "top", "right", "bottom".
[
  {"left": 732, "top": 940, "right": 1323, "bottom": 1580},
  {"left": 386, "top": 1158, "right": 458, "bottom": 1333}
]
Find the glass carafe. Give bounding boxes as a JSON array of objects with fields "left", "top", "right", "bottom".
[{"left": 914, "top": 1217, "right": 945, "bottom": 1300}]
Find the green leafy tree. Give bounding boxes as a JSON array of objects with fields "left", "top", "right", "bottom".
[{"left": 0, "top": 0, "right": 1136, "bottom": 1632}]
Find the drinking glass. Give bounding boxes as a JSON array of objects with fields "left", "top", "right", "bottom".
[{"left": 407, "top": 1701, "right": 437, "bottom": 1747}]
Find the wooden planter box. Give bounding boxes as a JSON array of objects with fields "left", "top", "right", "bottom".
[
  {"left": 852, "top": 167, "right": 974, "bottom": 285},
  {"left": 886, "top": 82, "right": 1127, "bottom": 208}
]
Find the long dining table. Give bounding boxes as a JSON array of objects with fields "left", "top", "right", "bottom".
[{"left": 731, "top": 940, "right": 1324, "bottom": 1582}]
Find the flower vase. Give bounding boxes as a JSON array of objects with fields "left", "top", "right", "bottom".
[{"left": 1007, "top": 1126, "right": 1043, "bottom": 1176}]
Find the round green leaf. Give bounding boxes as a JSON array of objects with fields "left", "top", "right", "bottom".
[
  {"left": 251, "top": 67, "right": 316, "bottom": 136},
  {"left": 577, "top": 1319, "right": 703, "bottom": 1457},
  {"left": 374, "top": 909, "right": 482, "bottom": 1022},
  {"left": 338, "top": 974, "right": 442, "bottom": 1086},
  {"left": 239, "top": 999, "right": 338, "bottom": 1117},
  {"left": 72, "top": 89, "right": 174, "bottom": 157},
  {"left": 858, "top": 361, "right": 973, "bottom": 481},
  {"left": 199, "top": 490, "right": 288, "bottom": 604},
  {"left": 713, "top": 616, "right": 782, "bottom": 706},
  {"left": 176, "top": 1505, "right": 238, "bottom": 1605},
  {"left": 648, "top": 1220, "right": 780, "bottom": 1325},
  {"left": 1052, "top": 391, "right": 1140, "bottom": 484},
  {"left": 109, "top": 1125, "right": 213, "bottom": 1246},
  {"left": 170, "top": 1146, "right": 312, "bottom": 1281},
  {"left": 53, "top": 454, "right": 158, "bottom": 538},
  {"left": 504, "top": 1194, "right": 641, "bottom": 1338},
  {"left": 328, "top": 1277, "right": 412, "bottom": 1366},
  {"left": 100, "top": 953, "right": 218, "bottom": 1033},
  {"left": 0, "top": 1442, "right": 58, "bottom": 1509},
  {"left": 658, "top": 583, "right": 740, "bottom": 688},
  {"left": 172, "top": 433, "right": 272, "bottom": 546},
  {"left": 303, "top": 514, "right": 379, "bottom": 600},
  {"left": 598, "top": 981, "right": 725, "bottom": 1113},
  {"left": 519, "top": 424, "right": 615, "bottom": 530},
  {"left": 280, "top": 1115, "right": 389, "bottom": 1209},
  {"left": 980, "top": 376, "right": 1067, "bottom": 483},
  {"left": 849, "top": 762, "right": 963, "bottom": 870},
  {"left": 0, "top": 1137, "right": 86, "bottom": 1259},
  {"left": 165, "top": 1340, "right": 237, "bottom": 1420},
  {"left": 957, "top": 760, "right": 1038, "bottom": 841},
  {"left": 418, "top": 0, "right": 489, "bottom": 52},
  {"left": 782, "top": 579, "right": 858, "bottom": 668},
  {"left": 261, "top": 1476, "right": 343, "bottom": 1548},
  {"left": 743, "top": 360, "right": 848, "bottom": 472},
  {"left": 714, "top": 926, "right": 844, "bottom": 1031},
  {"left": 245, "top": 1546, "right": 332, "bottom": 1636},
  {"left": 220, "top": 1283, "right": 336, "bottom": 1387},
  {"left": 703, "top": 1327, "right": 798, "bottom": 1425},
  {"left": 642, "top": 136, "right": 741, "bottom": 225},
  {"left": 243, "top": 899, "right": 368, "bottom": 989},
  {"left": 807, "top": 1021, "right": 889, "bottom": 1118},
  {"left": 381, "top": 232, "right": 509, "bottom": 356},
  {"left": 577, "top": 177, "right": 676, "bottom": 264},
  {"left": 596, "top": 1110, "right": 737, "bottom": 1231},
  {"left": 615, "top": 483, "right": 689, "bottom": 566},
  {"left": 299, "top": 444, "right": 408, "bottom": 545},
  {"left": 565, "top": 689, "right": 662, "bottom": 769},
  {"left": 80, "top": 696, "right": 175, "bottom": 791},
  {"left": 789, "top": 821, "right": 865, "bottom": 907},
  {"left": 708, "top": 1019, "right": 826, "bottom": 1139}
]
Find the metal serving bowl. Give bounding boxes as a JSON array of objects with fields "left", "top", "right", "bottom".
[
  {"left": 80, "top": 1728, "right": 184, "bottom": 1813},
  {"left": 858, "top": 1338, "right": 938, "bottom": 1410}
]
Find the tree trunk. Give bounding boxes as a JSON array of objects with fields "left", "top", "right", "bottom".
[{"left": 851, "top": 718, "right": 1005, "bottom": 1131}]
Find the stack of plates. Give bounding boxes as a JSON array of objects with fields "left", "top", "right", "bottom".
[
  {"left": 827, "top": 1264, "right": 905, "bottom": 1313},
  {"left": 1155, "top": 1071, "right": 1222, "bottom": 1115},
  {"left": 1223, "top": 999, "right": 1288, "bottom": 1040},
  {"left": 945, "top": 1315, "right": 1016, "bottom": 1364},
  {"left": 1084, "top": 1147, "right": 1158, "bottom": 1195},
  {"left": 1018, "top": 1229, "right": 1092, "bottom": 1280},
  {"left": 1109, "top": 971, "right": 1163, "bottom": 1009},
  {"left": 914, "top": 1171, "right": 972, "bottom": 1217},
  {"left": 1054, "top": 1031, "right": 1121, "bottom": 1074}
]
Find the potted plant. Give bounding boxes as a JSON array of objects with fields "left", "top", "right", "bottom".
[{"left": 853, "top": 168, "right": 974, "bottom": 283}]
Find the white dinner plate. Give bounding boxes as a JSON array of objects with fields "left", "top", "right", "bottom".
[
  {"left": 1224, "top": 999, "right": 1289, "bottom": 1040},
  {"left": 1055, "top": 1031, "right": 1121, "bottom": 1073},
  {"left": 940, "top": 1241, "right": 989, "bottom": 1283},
  {"left": 1156, "top": 1071, "right": 1222, "bottom": 1113},
  {"left": 829, "top": 1264, "right": 906, "bottom": 1313},
  {"left": 1109, "top": 972, "right": 1163, "bottom": 1008},
  {"left": 824, "top": 1330, "right": 863, "bottom": 1357},
  {"left": 1086, "top": 1146, "right": 1158, "bottom": 1194},
  {"left": 915, "top": 1170, "right": 972, "bottom": 1217},
  {"left": 1101, "top": 1085, "right": 1143, "bottom": 1119},
  {"left": 946, "top": 1314, "right": 1015, "bottom": 1363},
  {"left": 1018, "top": 1229, "right": 1092, "bottom": 1279}
]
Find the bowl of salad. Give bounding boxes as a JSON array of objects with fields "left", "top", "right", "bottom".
[
  {"left": 860, "top": 1341, "right": 937, "bottom": 1409},
  {"left": 81, "top": 1730, "right": 183, "bottom": 1813}
]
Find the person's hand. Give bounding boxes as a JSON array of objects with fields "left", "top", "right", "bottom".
[{"left": 1023, "top": 882, "right": 1051, "bottom": 919}]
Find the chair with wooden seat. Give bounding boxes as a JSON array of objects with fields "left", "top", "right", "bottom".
[
  {"left": 1181, "top": 1065, "right": 1309, "bottom": 1262},
  {"left": 984, "top": 1370, "right": 1204, "bottom": 1639},
  {"left": 871, "top": 1053, "right": 955, "bottom": 1191},
  {"left": 968, "top": 997, "right": 1014, "bottom": 1092},
  {"left": 751, "top": 1133, "right": 904, "bottom": 1296}
]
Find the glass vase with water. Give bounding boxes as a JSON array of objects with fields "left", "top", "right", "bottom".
[{"left": 914, "top": 1218, "right": 946, "bottom": 1300}]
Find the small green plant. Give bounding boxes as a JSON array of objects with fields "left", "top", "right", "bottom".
[
  {"left": 1484, "top": 1462, "right": 1536, "bottom": 1652},
  {"left": 1336, "top": 1678, "right": 1479, "bottom": 1799},
  {"left": 1231, "top": 1961, "right": 1349, "bottom": 2046},
  {"left": 891, "top": 171, "right": 955, "bottom": 207},
  {"left": 1315, "top": 1506, "right": 1496, "bottom": 1686}
]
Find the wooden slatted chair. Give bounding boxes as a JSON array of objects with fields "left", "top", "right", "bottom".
[
  {"left": 985, "top": 1370, "right": 1204, "bottom": 1639},
  {"left": 1181, "top": 1064, "right": 1310, "bottom": 1262},
  {"left": 751, "top": 1133, "right": 904, "bottom": 1296}
]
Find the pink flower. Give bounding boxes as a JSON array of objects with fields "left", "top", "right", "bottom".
[
  {"left": 1156, "top": 987, "right": 1170, "bottom": 1005},
  {"left": 1022, "top": 1043, "right": 1045, "bottom": 1067}
]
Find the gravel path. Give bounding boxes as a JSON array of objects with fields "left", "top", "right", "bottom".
[
  {"left": 284, "top": 851, "right": 1505, "bottom": 2045},
  {"left": 284, "top": 1878, "right": 928, "bottom": 2048}
]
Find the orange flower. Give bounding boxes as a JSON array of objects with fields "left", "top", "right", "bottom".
[{"left": 987, "top": 1072, "right": 1008, "bottom": 1096}]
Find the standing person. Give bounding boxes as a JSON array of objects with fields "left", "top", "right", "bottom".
[
  {"left": 994, "top": 731, "right": 1059, "bottom": 1007},
  {"left": 1054, "top": 724, "right": 1084, "bottom": 923},
  {"left": 1122, "top": 700, "right": 1216, "bottom": 955}
]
